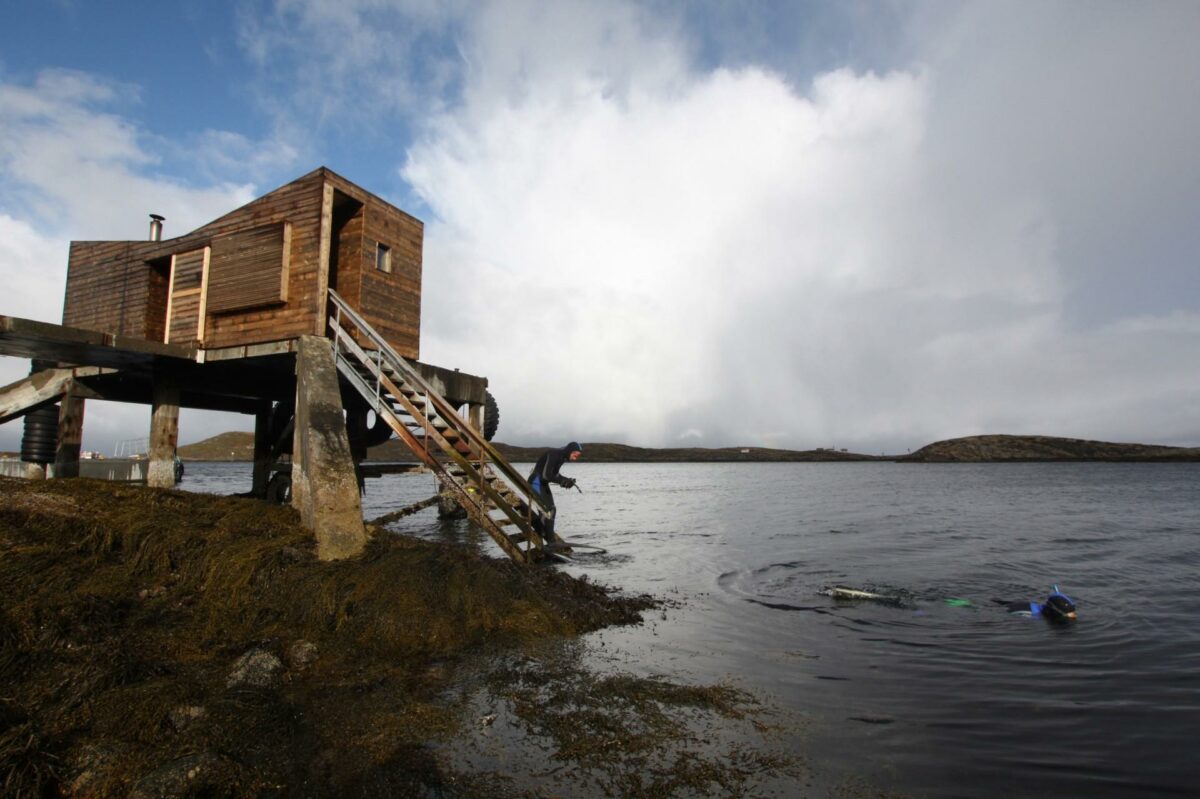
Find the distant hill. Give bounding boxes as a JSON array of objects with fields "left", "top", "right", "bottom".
[
  {"left": 485, "top": 442, "right": 879, "bottom": 463},
  {"left": 899, "top": 435, "right": 1200, "bottom": 463},
  {"left": 178, "top": 431, "right": 1200, "bottom": 464},
  {"left": 365, "top": 439, "right": 878, "bottom": 463},
  {"left": 179, "top": 433, "right": 878, "bottom": 462},
  {"left": 178, "top": 432, "right": 255, "bottom": 461}
]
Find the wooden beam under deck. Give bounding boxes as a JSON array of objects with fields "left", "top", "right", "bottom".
[
  {"left": 1, "top": 316, "right": 486, "bottom": 436},
  {"left": 0, "top": 315, "right": 195, "bottom": 369}
]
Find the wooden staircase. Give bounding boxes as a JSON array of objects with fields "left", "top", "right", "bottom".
[{"left": 327, "top": 290, "right": 554, "bottom": 564}]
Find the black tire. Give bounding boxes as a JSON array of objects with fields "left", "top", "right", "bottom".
[
  {"left": 483, "top": 390, "right": 500, "bottom": 441},
  {"left": 21, "top": 405, "right": 59, "bottom": 464},
  {"left": 363, "top": 410, "right": 394, "bottom": 447}
]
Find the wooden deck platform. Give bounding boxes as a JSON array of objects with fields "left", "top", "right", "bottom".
[{"left": 0, "top": 314, "right": 487, "bottom": 413}]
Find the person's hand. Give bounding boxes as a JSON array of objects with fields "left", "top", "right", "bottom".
[{"left": 561, "top": 477, "right": 576, "bottom": 488}]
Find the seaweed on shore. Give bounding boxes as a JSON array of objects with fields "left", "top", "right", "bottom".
[
  {"left": 1, "top": 476, "right": 835, "bottom": 798},
  {"left": 439, "top": 638, "right": 806, "bottom": 798},
  {"left": 0, "top": 476, "right": 652, "bottom": 796}
]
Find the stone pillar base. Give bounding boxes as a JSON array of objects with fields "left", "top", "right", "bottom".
[{"left": 292, "top": 336, "right": 367, "bottom": 560}]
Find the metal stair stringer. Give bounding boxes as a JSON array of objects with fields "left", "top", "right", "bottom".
[{"left": 326, "top": 290, "right": 552, "bottom": 564}]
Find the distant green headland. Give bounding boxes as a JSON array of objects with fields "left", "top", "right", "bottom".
[
  {"left": 899, "top": 434, "right": 1200, "bottom": 462},
  {"left": 175, "top": 432, "right": 1200, "bottom": 463}
]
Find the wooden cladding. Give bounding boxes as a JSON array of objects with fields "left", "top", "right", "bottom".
[
  {"left": 63, "top": 241, "right": 166, "bottom": 339},
  {"left": 206, "top": 222, "right": 291, "bottom": 313},
  {"left": 62, "top": 167, "right": 424, "bottom": 356},
  {"left": 165, "top": 247, "right": 210, "bottom": 344}
]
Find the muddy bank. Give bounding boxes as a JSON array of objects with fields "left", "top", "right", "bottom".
[{"left": 0, "top": 477, "right": 810, "bottom": 797}]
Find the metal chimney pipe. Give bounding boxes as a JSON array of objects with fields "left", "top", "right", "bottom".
[{"left": 149, "top": 214, "right": 165, "bottom": 242}]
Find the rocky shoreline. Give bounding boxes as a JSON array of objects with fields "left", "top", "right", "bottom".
[{"left": 0, "top": 477, "right": 809, "bottom": 797}]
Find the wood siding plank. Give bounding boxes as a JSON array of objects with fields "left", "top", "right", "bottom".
[{"left": 207, "top": 222, "right": 290, "bottom": 313}]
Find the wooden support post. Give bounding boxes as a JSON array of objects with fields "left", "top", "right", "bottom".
[
  {"left": 292, "top": 335, "right": 366, "bottom": 560},
  {"left": 252, "top": 403, "right": 272, "bottom": 498},
  {"left": 148, "top": 373, "right": 180, "bottom": 488},
  {"left": 53, "top": 382, "right": 85, "bottom": 478},
  {"left": 468, "top": 402, "right": 484, "bottom": 435},
  {"left": 1, "top": 367, "right": 72, "bottom": 425},
  {"left": 437, "top": 479, "right": 468, "bottom": 519}
]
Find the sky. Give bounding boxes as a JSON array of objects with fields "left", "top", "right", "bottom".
[{"left": 1, "top": 0, "right": 1198, "bottom": 455}]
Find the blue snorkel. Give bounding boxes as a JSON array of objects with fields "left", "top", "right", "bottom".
[{"left": 1050, "top": 584, "right": 1075, "bottom": 605}]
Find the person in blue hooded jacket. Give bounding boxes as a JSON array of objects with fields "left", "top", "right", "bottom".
[
  {"left": 528, "top": 442, "right": 582, "bottom": 542},
  {"left": 1001, "top": 586, "right": 1077, "bottom": 622}
]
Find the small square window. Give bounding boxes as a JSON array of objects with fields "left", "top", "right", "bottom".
[{"left": 376, "top": 243, "right": 392, "bottom": 273}]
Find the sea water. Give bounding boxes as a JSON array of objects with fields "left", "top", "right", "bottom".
[{"left": 183, "top": 460, "right": 1200, "bottom": 797}]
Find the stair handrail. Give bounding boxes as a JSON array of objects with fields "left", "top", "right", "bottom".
[
  {"left": 326, "top": 289, "right": 550, "bottom": 516},
  {"left": 328, "top": 325, "right": 537, "bottom": 562}
]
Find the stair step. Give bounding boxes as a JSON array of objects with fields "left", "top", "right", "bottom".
[{"left": 330, "top": 301, "right": 533, "bottom": 565}]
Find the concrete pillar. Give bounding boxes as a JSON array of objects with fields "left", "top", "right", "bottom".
[
  {"left": 148, "top": 375, "right": 180, "bottom": 488},
  {"left": 437, "top": 480, "right": 468, "bottom": 519},
  {"left": 467, "top": 402, "right": 484, "bottom": 436},
  {"left": 251, "top": 404, "right": 272, "bottom": 498},
  {"left": 53, "top": 382, "right": 85, "bottom": 478},
  {"left": 292, "top": 336, "right": 366, "bottom": 560},
  {"left": 17, "top": 462, "right": 46, "bottom": 480}
]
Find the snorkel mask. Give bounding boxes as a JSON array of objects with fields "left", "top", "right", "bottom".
[{"left": 1046, "top": 584, "right": 1077, "bottom": 621}]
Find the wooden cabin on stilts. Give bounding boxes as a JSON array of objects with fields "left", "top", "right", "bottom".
[{"left": 0, "top": 167, "right": 557, "bottom": 563}]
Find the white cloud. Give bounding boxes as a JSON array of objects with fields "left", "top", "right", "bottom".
[
  {"left": 6, "top": 2, "right": 1198, "bottom": 456},
  {"left": 236, "top": 0, "right": 465, "bottom": 135},
  {"left": 399, "top": 0, "right": 1200, "bottom": 450},
  {"left": 912, "top": 1, "right": 1200, "bottom": 326},
  {"left": 0, "top": 214, "right": 70, "bottom": 436},
  {"left": 0, "top": 69, "right": 259, "bottom": 239},
  {"left": 0, "top": 69, "right": 268, "bottom": 453},
  {"left": 0, "top": 214, "right": 69, "bottom": 326}
]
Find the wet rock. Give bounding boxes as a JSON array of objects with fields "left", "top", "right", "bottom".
[
  {"left": 68, "top": 742, "right": 128, "bottom": 797},
  {"left": 286, "top": 640, "right": 318, "bottom": 670},
  {"left": 168, "top": 704, "right": 208, "bottom": 732},
  {"left": 226, "top": 648, "right": 283, "bottom": 689},
  {"left": 129, "top": 752, "right": 234, "bottom": 798}
]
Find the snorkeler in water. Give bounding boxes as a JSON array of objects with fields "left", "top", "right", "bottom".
[{"left": 998, "top": 585, "right": 1077, "bottom": 621}]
